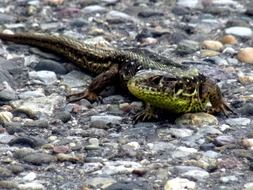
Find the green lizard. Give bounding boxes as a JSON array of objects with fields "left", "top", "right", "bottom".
[{"left": 0, "top": 32, "right": 233, "bottom": 120}]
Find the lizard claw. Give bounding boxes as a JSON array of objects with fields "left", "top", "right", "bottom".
[
  {"left": 67, "top": 90, "right": 101, "bottom": 103},
  {"left": 133, "top": 103, "right": 158, "bottom": 123}
]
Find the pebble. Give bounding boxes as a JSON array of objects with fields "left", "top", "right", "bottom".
[
  {"left": 202, "top": 40, "right": 223, "bottom": 51},
  {"left": 225, "top": 117, "right": 251, "bottom": 127},
  {"left": 0, "top": 81, "right": 17, "bottom": 101},
  {"left": 84, "top": 177, "right": 116, "bottom": 189},
  {"left": 221, "top": 34, "right": 237, "bottom": 45},
  {"left": 164, "top": 177, "right": 196, "bottom": 190},
  {"left": 33, "top": 59, "right": 68, "bottom": 74},
  {"left": 181, "top": 169, "right": 210, "bottom": 181},
  {"left": 242, "top": 138, "right": 253, "bottom": 149},
  {"left": 220, "top": 175, "right": 238, "bottom": 183},
  {"left": 171, "top": 146, "right": 198, "bottom": 159},
  {"left": 177, "top": 0, "right": 200, "bottom": 8},
  {"left": 82, "top": 5, "right": 107, "bottom": 14},
  {"left": 176, "top": 39, "right": 200, "bottom": 55},
  {"left": 96, "top": 161, "right": 142, "bottom": 175},
  {"left": 214, "top": 135, "right": 236, "bottom": 146},
  {"left": 23, "top": 172, "right": 37, "bottom": 181},
  {"left": 238, "top": 47, "right": 253, "bottom": 64},
  {"left": 56, "top": 153, "right": 84, "bottom": 163},
  {"left": 225, "top": 26, "right": 253, "bottom": 38},
  {"left": 82, "top": 162, "right": 103, "bottom": 173},
  {"left": 29, "top": 70, "right": 57, "bottom": 85},
  {"left": 10, "top": 94, "right": 64, "bottom": 117},
  {"left": 104, "top": 181, "right": 147, "bottom": 190},
  {"left": 18, "top": 182, "right": 45, "bottom": 190},
  {"left": 0, "top": 180, "right": 18, "bottom": 189},
  {"left": 0, "top": 111, "right": 13, "bottom": 123},
  {"left": 18, "top": 89, "right": 45, "bottom": 99},
  {"left": 0, "top": 166, "right": 12, "bottom": 177},
  {"left": 167, "top": 128, "right": 193, "bottom": 138},
  {"left": 53, "top": 145, "right": 70, "bottom": 154},
  {"left": 244, "top": 182, "right": 253, "bottom": 190},
  {"left": 175, "top": 113, "right": 219, "bottom": 126},
  {"left": 0, "top": 132, "right": 14, "bottom": 144},
  {"left": 61, "top": 70, "right": 91, "bottom": 88},
  {"left": 22, "top": 152, "right": 56, "bottom": 165},
  {"left": 200, "top": 49, "right": 220, "bottom": 57},
  {"left": 90, "top": 114, "right": 122, "bottom": 124},
  {"left": 106, "top": 10, "right": 138, "bottom": 23}
]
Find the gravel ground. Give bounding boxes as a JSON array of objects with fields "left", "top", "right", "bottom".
[{"left": 0, "top": 0, "right": 253, "bottom": 189}]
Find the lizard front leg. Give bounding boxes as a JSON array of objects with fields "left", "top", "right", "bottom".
[{"left": 67, "top": 64, "right": 119, "bottom": 102}]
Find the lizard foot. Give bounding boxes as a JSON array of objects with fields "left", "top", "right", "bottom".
[
  {"left": 133, "top": 103, "right": 158, "bottom": 123},
  {"left": 67, "top": 90, "right": 101, "bottom": 103}
]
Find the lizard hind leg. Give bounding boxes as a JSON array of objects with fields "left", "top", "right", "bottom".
[{"left": 67, "top": 64, "right": 119, "bottom": 102}]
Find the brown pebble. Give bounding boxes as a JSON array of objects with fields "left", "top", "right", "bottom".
[
  {"left": 241, "top": 138, "right": 253, "bottom": 149},
  {"left": 202, "top": 40, "right": 223, "bottom": 51},
  {"left": 53, "top": 145, "right": 70, "bottom": 154},
  {"left": 237, "top": 47, "right": 253, "bottom": 64},
  {"left": 221, "top": 35, "right": 237, "bottom": 45}
]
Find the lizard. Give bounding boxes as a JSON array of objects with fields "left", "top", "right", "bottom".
[{"left": 0, "top": 32, "right": 233, "bottom": 120}]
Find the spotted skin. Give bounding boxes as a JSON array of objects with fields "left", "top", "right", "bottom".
[{"left": 0, "top": 32, "right": 233, "bottom": 117}]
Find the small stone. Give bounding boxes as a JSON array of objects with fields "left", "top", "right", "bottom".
[
  {"left": 221, "top": 35, "right": 237, "bottom": 45},
  {"left": 0, "top": 81, "right": 17, "bottom": 101},
  {"left": 225, "top": 27, "right": 253, "bottom": 38},
  {"left": 242, "top": 138, "right": 253, "bottom": 149},
  {"left": 56, "top": 153, "right": 84, "bottom": 163},
  {"left": 168, "top": 128, "right": 193, "bottom": 138},
  {"left": 18, "top": 182, "right": 45, "bottom": 190},
  {"left": 202, "top": 40, "right": 223, "bottom": 51},
  {"left": 0, "top": 132, "right": 14, "bottom": 144},
  {"left": 97, "top": 161, "right": 142, "bottom": 175},
  {"left": 171, "top": 146, "right": 198, "bottom": 158},
  {"left": 23, "top": 172, "right": 37, "bottom": 181},
  {"left": 11, "top": 94, "right": 64, "bottom": 117},
  {"left": 22, "top": 152, "right": 55, "bottom": 165},
  {"left": 33, "top": 59, "right": 67, "bottom": 74},
  {"left": 82, "top": 5, "right": 107, "bottom": 14},
  {"left": 175, "top": 113, "right": 218, "bottom": 126},
  {"left": 85, "top": 138, "right": 100, "bottom": 150},
  {"left": 238, "top": 72, "right": 253, "bottom": 85},
  {"left": 125, "top": 141, "right": 140, "bottom": 150},
  {"left": 82, "top": 162, "right": 103, "bottom": 173},
  {"left": 106, "top": 10, "right": 138, "bottom": 23},
  {"left": 53, "top": 145, "right": 70, "bottom": 154},
  {"left": 214, "top": 135, "right": 236, "bottom": 146},
  {"left": 84, "top": 177, "right": 116, "bottom": 189},
  {"left": 0, "top": 167, "right": 12, "bottom": 178},
  {"left": 29, "top": 71, "right": 57, "bottom": 85},
  {"left": 164, "top": 177, "right": 196, "bottom": 190},
  {"left": 104, "top": 181, "right": 147, "bottom": 190},
  {"left": 0, "top": 180, "right": 18, "bottom": 189},
  {"left": 225, "top": 118, "right": 251, "bottom": 127},
  {"left": 220, "top": 175, "right": 238, "bottom": 183},
  {"left": 176, "top": 40, "right": 200, "bottom": 55},
  {"left": 0, "top": 111, "right": 13, "bottom": 123},
  {"left": 177, "top": 0, "right": 200, "bottom": 8},
  {"left": 238, "top": 47, "right": 253, "bottom": 64},
  {"left": 90, "top": 115, "right": 122, "bottom": 125},
  {"left": 200, "top": 50, "right": 220, "bottom": 57},
  {"left": 181, "top": 169, "right": 210, "bottom": 181},
  {"left": 18, "top": 89, "right": 45, "bottom": 99},
  {"left": 244, "top": 182, "right": 253, "bottom": 190},
  {"left": 54, "top": 111, "right": 71, "bottom": 123}
]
